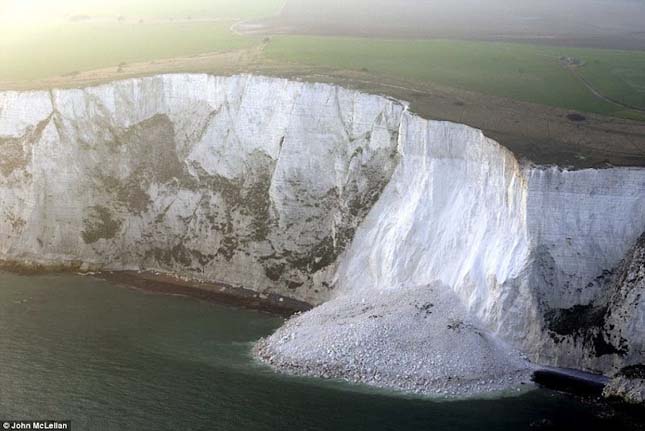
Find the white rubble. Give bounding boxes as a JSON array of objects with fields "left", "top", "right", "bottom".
[
  {"left": 604, "top": 374, "right": 645, "bottom": 405},
  {"left": 255, "top": 284, "right": 534, "bottom": 398}
]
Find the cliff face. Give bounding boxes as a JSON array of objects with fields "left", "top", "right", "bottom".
[
  {"left": 603, "top": 233, "right": 645, "bottom": 369},
  {"left": 1, "top": 74, "right": 644, "bottom": 381},
  {"left": 0, "top": 74, "right": 403, "bottom": 304},
  {"left": 528, "top": 172, "right": 645, "bottom": 371},
  {"left": 333, "top": 112, "right": 645, "bottom": 375},
  {"left": 255, "top": 108, "right": 645, "bottom": 395},
  {"left": 601, "top": 236, "right": 645, "bottom": 405}
]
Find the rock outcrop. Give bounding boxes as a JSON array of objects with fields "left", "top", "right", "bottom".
[
  {"left": 604, "top": 365, "right": 645, "bottom": 406},
  {"left": 1, "top": 74, "right": 644, "bottom": 397},
  {"left": 600, "top": 234, "right": 645, "bottom": 406}
]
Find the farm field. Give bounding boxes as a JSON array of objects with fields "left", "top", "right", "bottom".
[
  {"left": 1, "top": 0, "right": 644, "bottom": 122},
  {"left": 570, "top": 48, "right": 645, "bottom": 114},
  {"left": 0, "top": 21, "right": 258, "bottom": 81},
  {"left": 0, "top": 0, "right": 284, "bottom": 81},
  {"left": 264, "top": 36, "right": 645, "bottom": 118}
]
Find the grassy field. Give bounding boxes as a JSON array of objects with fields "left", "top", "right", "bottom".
[
  {"left": 264, "top": 36, "right": 645, "bottom": 117},
  {"left": 0, "top": 0, "right": 284, "bottom": 81},
  {"left": 1, "top": 0, "right": 645, "bottom": 121},
  {"left": 0, "top": 21, "right": 258, "bottom": 81},
  {"left": 570, "top": 48, "right": 645, "bottom": 111}
]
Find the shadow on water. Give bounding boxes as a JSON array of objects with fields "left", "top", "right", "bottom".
[{"left": 0, "top": 272, "right": 642, "bottom": 431}]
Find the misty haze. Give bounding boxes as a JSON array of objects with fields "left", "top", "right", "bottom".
[
  {"left": 1, "top": 1, "right": 644, "bottom": 430},
  {"left": 260, "top": 0, "right": 645, "bottom": 49}
]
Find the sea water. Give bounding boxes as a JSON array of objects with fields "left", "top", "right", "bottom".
[{"left": 0, "top": 272, "right": 640, "bottom": 431}]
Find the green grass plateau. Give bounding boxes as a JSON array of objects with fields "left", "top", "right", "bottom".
[{"left": 265, "top": 36, "right": 645, "bottom": 117}]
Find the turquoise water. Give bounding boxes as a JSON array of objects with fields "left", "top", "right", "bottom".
[{"left": 0, "top": 272, "right": 641, "bottom": 430}]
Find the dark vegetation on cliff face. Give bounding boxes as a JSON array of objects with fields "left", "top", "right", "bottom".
[
  {"left": 81, "top": 205, "right": 123, "bottom": 244},
  {"left": 0, "top": 115, "right": 51, "bottom": 177},
  {"left": 545, "top": 304, "right": 607, "bottom": 336},
  {"left": 618, "top": 364, "right": 645, "bottom": 379},
  {"left": 618, "top": 364, "right": 645, "bottom": 380},
  {"left": 544, "top": 302, "right": 627, "bottom": 357}
]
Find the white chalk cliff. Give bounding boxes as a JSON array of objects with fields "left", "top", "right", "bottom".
[{"left": 1, "top": 74, "right": 644, "bottom": 396}]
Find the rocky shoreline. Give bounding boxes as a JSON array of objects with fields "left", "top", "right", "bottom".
[
  {"left": 100, "top": 271, "right": 313, "bottom": 316},
  {"left": 604, "top": 366, "right": 645, "bottom": 406},
  {"left": 0, "top": 262, "right": 311, "bottom": 317}
]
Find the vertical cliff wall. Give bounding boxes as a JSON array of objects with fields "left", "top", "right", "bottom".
[
  {"left": 0, "top": 74, "right": 403, "bottom": 304},
  {"left": 334, "top": 114, "right": 533, "bottom": 347},
  {"left": 334, "top": 114, "right": 645, "bottom": 373},
  {"left": 526, "top": 168, "right": 645, "bottom": 370}
]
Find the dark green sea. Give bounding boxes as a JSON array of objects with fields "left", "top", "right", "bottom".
[{"left": 0, "top": 272, "right": 642, "bottom": 430}]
